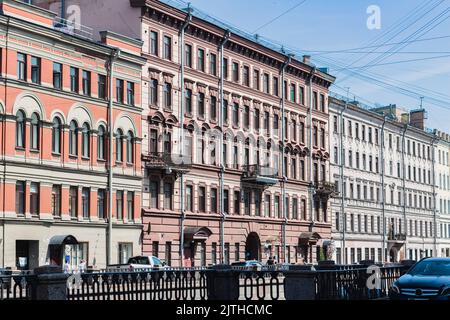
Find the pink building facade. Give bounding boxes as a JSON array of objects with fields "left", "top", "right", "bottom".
[
  {"left": 32, "top": 0, "right": 336, "bottom": 267},
  {"left": 0, "top": 0, "right": 145, "bottom": 270}
]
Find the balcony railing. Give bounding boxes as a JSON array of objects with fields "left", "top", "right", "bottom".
[
  {"left": 241, "top": 165, "right": 279, "bottom": 186},
  {"left": 142, "top": 152, "right": 192, "bottom": 174},
  {"left": 388, "top": 233, "right": 407, "bottom": 241},
  {"left": 53, "top": 17, "right": 93, "bottom": 40},
  {"left": 314, "top": 181, "right": 337, "bottom": 197}
]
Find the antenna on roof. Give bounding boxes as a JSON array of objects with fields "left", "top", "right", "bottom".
[{"left": 420, "top": 96, "right": 424, "bottom": 109}]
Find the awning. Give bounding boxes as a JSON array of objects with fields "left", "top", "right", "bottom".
[
  {"left": 183, "top": 227, "right": 212, "bottom": 242},
  {"left": 49, "top": 235, "right": 79, "bottom": 246},
  {"left": 298, "top": 232, "right": 321, "bottom": 245}
]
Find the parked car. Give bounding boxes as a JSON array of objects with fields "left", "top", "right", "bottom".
[
  {"left": 389, "top": 257, "right": 450, "bottom": 300},
  {"left": 107, "top": 256, "right": 169, "bottom": 272},
  {"left": 231, "top": 260, "right": 263, "bottom": 271}
]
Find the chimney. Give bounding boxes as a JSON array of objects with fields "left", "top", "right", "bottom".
[
  {"left": 303, "top": 55, "right": 311, "bottom": 65},
  {"left": 409, "top": 109, "right": 427, "bottom": 130}
]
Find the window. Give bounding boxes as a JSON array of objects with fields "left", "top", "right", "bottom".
[
  {"left": 69, "top": 186, "right": 78, "bottom": 218},
  {"left": 211, "top": 188, "right": 218, "bottom": 213},
  {"left": 70, "top": 67, "right": 79, "bottom": 92},
  {"left": 149, "top": 180, "right": 159, "bottom": 209},
  {"left": 51, "top": 185, "right": 61, "bottom": 217},
  {"left": 16, "top": 181, "right": 26, "bottom": 215},
  {"left": 263, "top": 73, "right": 269, "bottom": 94},
  {"left": 290, "top": 84, "right": 296, "bottom": 102},
  {"left": 150, "top": 31, "right": 158, "bottom": 55},
  {"left": 31, "top": 56, "right": 40, "bottom": 84},
  {"left": 126, "top": 131, "right": 134, "bottom": 164},
  {"left": 320, "top": 94, "right": 325, "bottom": 112},
  {"left": 81, "top": 123, "right": 90, "bottom": 158},
  {"left": 116, "top": 79, "right": 124, "bottom": 103},
  {"left": 185, "top": 44, "right": 192, "bottom": 67},
  {"left": 126, "top": 191, "right": 134, "bottom": 221},
  {"left": 197, "top": 48, "right": 205, "bottom": 72},
  {"left": 243, "top": 66, "right": 250, "bottom": 86},
  {"left": 275, "top": 196, "right": 280, "bottom": 218},
  {"left": 232, "top": 62, "right": 239, "bottom": 82},
  {"left": 222, "top": 57, "right": 228, "bottom": 79},
  {"left": 232, "top": 103, "right": 239, "bottom": 127},
  {"left": 210, "top": 96, "right": 217, "bottom": 121},
  {"left": 69, "top": 121, "right": 78, "bottom": 156},
  {"left": 16, "top": 110, "right": 25, "bottom": 148},
  {"left": 273, "top": 77, "right": 279, "bottom": 96},
  {"left": 119, "top": 243, "right": 133, "bottom": 264},
  {"left": 17, "top": 53, "right": 26, "bottom": 81},
  {"left": 116, "top": 190, "right": 123, "bottom": 220},
  {"left": 244, "top": 106, "right": 250, "bottom": 129},
  {"left": 52, "top": 117, "right": 62, "bottom": 154},
  {"left": 163, "top": 183, "right": 173, "bottom": 210},
  {"left": 299, "top": 86, "right": 305, "bottom": 105},
  {"left": 210, "top": 53, "right": 217, "bottom": 75},
  {"left": 97, "top": 125, "right": 106, "bottom": 160},
  {"left": 127, "top": 82, "right": 135, "bottom": 106},
  {"left": 163, "top": 82, "right": 172, "bottom": 109},
  {"left": 253, "top": 69, "right": 260, "bottom": 90},
  {"left": 186, "top": 185, "right": 193, "bottom": 212},
  {"left": 149, "top": 79, "right": 158, "bottom": 105},
  {"left": 197, "top": 92, "right": 205, "bottom": 118},
  {"left": 98, "top": 74, "right": 106, "bottom": 99},
  {"left": 254, "top": 108, "right": 260, "bottom": 131},
  {"left": 163, "top": 36, "right": 171, "bottom": 60},
  {"left": 224, "top": 189, "right": 229, "bottom": 214},
  {"left": 313, "top": 91, "right": 318, "bottom": 109},
  {"left": 82, "top": 188, "right": 90, "bottom": 219},
  {"left": 53, "top": 63, "right": 62, "bottom": 89},
  {"left": 234, "top": 190, "right": 240, "bottom": 214},
  {"left": 198, "top": 186, "right": 206, "bottom": 212},
  {"left": 185, "top": 89, "right": 192, "bottom": 115},
  {"left": 116, "top": 129, "right": 123, "bottom": 162},
  {"left": 82, "top": 70, "right": 91, "bottom": 96},
  {"left": 30, "top": 113, "right": 40, "bottom": 150},
  {"left": 313, "top": 126, "right": 318, "bottom": 146},
  {"left": 97, "top": 189, "right": 106, "bottom": 219},
  {"left": 30, "top": 182, "right": 39, "bottom": 215}
]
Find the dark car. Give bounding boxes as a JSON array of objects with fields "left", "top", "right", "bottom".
[
  {"left": 389, "top": 257, "right": 450, "bottom": 300},
  {"left": 231, "top": 260, "right": 263, "bottom": 271}
]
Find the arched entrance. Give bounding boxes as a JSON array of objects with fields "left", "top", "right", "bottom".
[{"left": 245, "top": 233, "right": 261, "bottom": 261}]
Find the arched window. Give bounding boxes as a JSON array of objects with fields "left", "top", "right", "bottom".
[
  {"left": 16, "top": 110, "right": 25, "bottom": 148},
  {"left": 30, "top": 113, "right": 40, "bottom": 150},
  {"left": 116, "top": 129, "right": 123, "bottom": 162},
  {"left": 69, "top": 120, "right": 78, "bottom": 155},
  {"left": 97, "top": 125, "right": 106, "bottom": 160},
  {"left": 52, "top": 117, "right": 62, "bottom": 154},
  {"left": 81, "top": 122, "right": 90, "bottom": 158},
  {"left": 126, "top": 131, "right": 134, "bottom": 163}
]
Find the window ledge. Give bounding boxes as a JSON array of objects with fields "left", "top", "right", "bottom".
[
  {"left": 52, "top": 152, "right": 62, "bottom": 157},
  {"left": 15, "top": 147, "right": 25, "bottom": 151},
  {"left": 29, "top": 149, "right": 40, "bottom": 154},
  {"left": 69, "top": 155, "right": 78, "bottom": 159}
]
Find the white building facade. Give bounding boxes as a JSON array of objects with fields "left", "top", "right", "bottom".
[{"left": 328, "top": 96, "right": 448, "bottom": 264}]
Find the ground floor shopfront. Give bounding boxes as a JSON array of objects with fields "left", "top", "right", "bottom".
[
  {"left": 0, "top": 220, "right": 142, "bottom": 271},
  {"left": 142, "top": 211, "right": 332, "bottom": 267}
]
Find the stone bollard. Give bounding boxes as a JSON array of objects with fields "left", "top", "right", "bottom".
[
  {"left": 283, "top": 265, "right": 317, "bottom": 300},
  {"left": 206, "top": 264, "right": 240, "bottom": 300},
  {"left": 32, "top": 265, "right": 70, "bottom": 300}
]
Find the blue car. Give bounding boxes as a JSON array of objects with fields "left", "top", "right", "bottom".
[{"left": 389, "top": 257, "right": 450, "bottom": 300}]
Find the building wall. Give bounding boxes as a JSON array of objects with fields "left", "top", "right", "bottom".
[
  {"left": 0, "top": 1, "right": 144, "bottom": 269},
  {"left": 137, "top": 1, "right": 334, "bottom": 267},
  {"left": 329, "top": 97, "right": 448, "bottom": 264}
]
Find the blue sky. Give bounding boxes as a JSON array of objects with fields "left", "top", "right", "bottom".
[{"left": 181, "top": 0, "right": 450, "bottom": 132}]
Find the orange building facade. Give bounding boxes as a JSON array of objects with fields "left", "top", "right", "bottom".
[{"left": 0, "top": 0, "right": 145, "bottom": 270}]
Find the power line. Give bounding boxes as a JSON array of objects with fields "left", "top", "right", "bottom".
[
  {"left": 253, "top": 0, "right": 308, "bottom": 33},
  {"left": 330, "top": 54, "right": 450, "bottom": 71}
]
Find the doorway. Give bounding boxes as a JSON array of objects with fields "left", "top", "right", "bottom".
[
  {"left": 245, "top": 233, "right": 261, "bottom": 261},
  {"left": 15, "top": 240, "right": 39, "bottom": 270}
]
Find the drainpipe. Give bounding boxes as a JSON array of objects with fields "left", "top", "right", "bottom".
[
  {"left": 107, "top": 48, "right": 120, "bottom": 266},
  {"left": 280, "top": 54, "right": 292, "bottom": 263},
  {"left": 219, "top": 30, "right": 230, "bottom": 264},
  {"left": 401, "top": 124, "right": 407, "bottom": 259},
  {"left": 307, "top": 68, "right": 316, "bottom": 228},
  {"left": 431, "top": 135, "right": 439, "bottom": 257},
  {"left": 380, "top": 116, "right": 387, "bottom": 263},
  {"left": 338, "top": 101, "right": 347, "bottom": 263},
  {"left": 179, "top": 8, "right": 192, "bottom": 267}
]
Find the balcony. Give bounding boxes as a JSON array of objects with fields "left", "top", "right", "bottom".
[
  {"left": 142, "top": 152, "right": 192, "bottom": 174},
  {"left": 314, "top": 181, "right": 338, "bottom": 199},
  {"left": 53, "top": 17, "right": 93, "bottom": 40},
  {"left": 241, "top": 165, "right": 279, "bottom": 186},
  {"left": 388, "top": 232, "right": 407, "bottom": 242}
]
